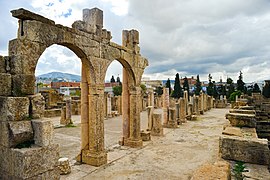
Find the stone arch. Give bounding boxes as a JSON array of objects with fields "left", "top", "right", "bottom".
[{"left": 0, "top": 9, "right": 148, "bottom": 178}]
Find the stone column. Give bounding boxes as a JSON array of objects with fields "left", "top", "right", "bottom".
[
  {"left": 147, "top": 88, "right": 154, "bottom": 107},
  {"left": 166, "top": 108, "right": 178, "bottom": 128},
  {"left": 147, "top": 106, "right": 154, "bottom": 130},
  {"left": 184, "top": 90, "right": 188, "bottom": 115},
  {"left": 193, "top": 96, "right": 199, "bottom": 115},
  {"left": 66, "top": 97, "right": 72, "bottom": 124},
  {"left": 163, "top": 87, "right": 169, "bottom": 126},
  {"left": 107, "top": 93, "right": 112, "bottom": 117},
  {"left": 204, "top": 94, "right": 207, "bottom": 112},
  {"left": 180, "top": 98, "right": 187, "bottom": 123},
  {"left": 81, "top": 84, "right": 107, "bottom": 166},
  {"left": 80, "top": 65, "right": 89, "bottom": 154},
  {"left": 199, "top": 92, "right": 204, "bottom": 114},
  {"left": 151, "top": 112, "right": 163, "bottom": 136},
  {"left": 117, "top": 95, "right": 122, "bottom": 115},
  {"left": 175, "top": 102, "right": 181, "bottom": 124},
  {"left": 125, "top": 86, "right": 143, "bottom": 147},
  {"left": 121, "top": 68, "right": 130, "bottom": 145},
  {"left": 187, "top": 103, "right": 193, "bottom": 120},
  {"left": 60, "top": 106, "right": 66, "bottom": 125}
]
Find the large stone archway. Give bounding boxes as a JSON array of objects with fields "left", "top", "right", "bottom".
[{"left": 0, "top": 7, "right": 148, "bottom": 179}]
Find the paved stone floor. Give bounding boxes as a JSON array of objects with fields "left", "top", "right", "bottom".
[{"left": 49, "top": 108, "right": 270, "bottom": 180}]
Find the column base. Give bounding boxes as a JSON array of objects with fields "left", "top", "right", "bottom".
[
  {"left": 124, "top": 138, "right": 143, "bottom": 148},
  {"left": 81, "top": 150, "right": 107, "bottom": 167},
  {"left": 163, "top": 121, "right": 178, "bottom": 128}
]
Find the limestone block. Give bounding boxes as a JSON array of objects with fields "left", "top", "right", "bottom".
[
  {"left": 226, "top": 113, "right": 256, "bottom": 128},
  {"left": 83, "top": 8, "right": 103, "bottom": 28},
  {"left": 11, "top": 8, "right": 55, "bottom": 25},
  {"left": 166, "top": 108, "right": 178, "bottom": 128},
  {"left": 0, "top": 97, "right": 29, "bottom": 121},
  {"left": 0, "top": 121, "right": 34, "bottom": 148},
  {"left": 58, "top": 157, "right": 71, "bottom": 175},
  {"left": 12, "top": 74, "right": 35, "bottom": 96},
  {"left": 28, "top": 169, "right": 60, "bottom": 180},
  {"left": 219, "top": 135, "right": 270, "bottom": 165},
  {"left": 222, "top": 126, "right": 243, "bottom": 137},
  {"left": 11, "top": 144, "right": 59, "bottom": 179},
  {"left": 0, "top": 56, "right": 6, "bottom": 73},
  {"left": 141, "top": 130, "right": 151, "bottom": 141},
  {"left": 8, "top": 121, "right": 34, "bottom": 148},
  {"left": 0, "top": 73, "right": 11, "bottom": 96},
  {"left": 28, "top": 93, "right": 45, "bottom": 119},
  {"left": 151, "top": 113, "right": 163, "bottom": 136},
  {"left": 32, "top": 119, "right": 54, "bottom": 147}
]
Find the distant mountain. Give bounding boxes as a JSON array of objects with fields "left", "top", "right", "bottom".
[{"left": 37, "top": 72, "right": 81, "bottom": 82}]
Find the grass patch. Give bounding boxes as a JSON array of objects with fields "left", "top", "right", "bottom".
[{"left": 233, "top": 161, "right": 246, "bottom": 180}]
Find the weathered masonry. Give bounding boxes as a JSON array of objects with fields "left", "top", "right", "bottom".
[{"left": 0, "top": 8, "right": 148, "bottom": 179}]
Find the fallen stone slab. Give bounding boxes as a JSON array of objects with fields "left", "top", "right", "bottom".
[{"left": 219, "top": 135, "right": 270, "bottom": 165}]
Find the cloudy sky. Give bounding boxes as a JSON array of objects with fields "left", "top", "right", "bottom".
[{"left": 1, "top": 0, "right": 270, "bottom": 83}]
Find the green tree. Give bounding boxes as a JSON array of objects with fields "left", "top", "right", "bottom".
[
  {"left": 194, "top": 74, "right": 202, "bottom": 95},
  {"left": 116, "top": 76, "right": 121, "bottom": 85},
  {"left": 226, "top": 77, "right": 235, "bottom": 99},
  {"left": 110, "top": 75, "right": 116, "bottom": 83},
  {"left": 155, "top": 86, "right": 163, "bottom": 96},
  {"left": 229, "top": 91, "right": 242, "bottom": 102},
  {"left": 263, "top": 81, "right": 270, "bottom": 98},
  {"left": 252, "top": 83, "right": 261, "bottom": 93},
  {"left": 165, "top": 78, "right": 172, "bottom": 95},
  {"left": 237, "top": 71, "right": 245, "bottom": 93},
  {"left": 183, "top": 76, "right": 190, "bottom": 99},
  {"left": 207, "top": 74, "right": 214, "bottom": 96},
  {"left": 113, "top": 85, "right": 122, "bottom": 96},
  {"left": 213, "top": 82, "right": 219, "bottom": 99},
  {"left": 171, "top": 73, "right": 183, "bottom": 99}
]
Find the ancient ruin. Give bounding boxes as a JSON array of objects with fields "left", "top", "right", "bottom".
[{"left": 0, "top": 7, "right": 148, "bottom": 179}]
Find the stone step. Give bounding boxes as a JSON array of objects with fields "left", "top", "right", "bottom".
[
  {"left": 225, "top": 113, "right": 256, "bottom": 128},
  {"left": 229, "top": 109, "right": 256, "bottom": 115}
]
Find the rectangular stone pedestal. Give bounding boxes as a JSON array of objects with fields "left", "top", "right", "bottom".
[
  {"left": 124, "top": 138, "right": 143, "bottom": 148},
  {"left": 81, "top": 150, "right": 107, "bottom": 167},
  {"left": 0, "top": 144, "right": 59, "bottom": 179}
]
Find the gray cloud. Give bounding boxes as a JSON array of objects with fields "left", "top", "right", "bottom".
[{"left": 2, "top": 0, "right": 270, "bottom": 82}]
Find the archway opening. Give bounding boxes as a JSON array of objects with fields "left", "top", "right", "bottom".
[
  {"left": 35, "top": 44, "right": 83, "bottom": 161},
  {"left": 104, "top": 60, "right": 124, "bottom": 149}
]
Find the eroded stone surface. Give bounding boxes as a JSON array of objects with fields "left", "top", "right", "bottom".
[
  {"left": 219, "top": 135, "right": 270, "bottom": 165},
  {"left": 0, "top": 97, "right": 29, "bottom": 121},
  {"left": 32, "top": 119, "right": 54, "bottom": 147},
  {"left": 28, "top": 93, "right": 45, "bottom": 119}
]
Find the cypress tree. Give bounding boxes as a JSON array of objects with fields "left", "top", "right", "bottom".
[
  {"left": 171, "top": 73, "right": 183, "bottom": 98},
  {"left": 195, "top": 74, "right": 202, "bottom": 95},
  {"left": 165, "top": 78, "right": 172, "bottom": 95}
]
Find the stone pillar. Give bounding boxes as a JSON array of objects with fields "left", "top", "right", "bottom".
[
  {"left": 81, "top": 84, "right": 107, "bottom": 166},
  {"left": 184, "top": 90, "right": 188, "bottom": 115},
  {"left": 60, "top": 106, "right": 66, "bottom": 125},
  {"left": 166, "top": 108, "right": 178, "bottom": 128},
  {"left": 163, "top": 87, "right": 169, "bottom": 126},
  {"left": 151, "top": 113, "right": 163, "bottom": 136},
  {"left": 116, "top": 95, "right": 122, "bottom": 115},
  {"left": 80, "top": 65, "right": 89, "bottom": 158},
  {"left": 193, "top": 96, "right": 199, "bottom": 115},
  {"left": 203, "top": 94, "right": 207, "bottom": 112},
  {"left": 147, "top": 106, "right": 154, "bottom": 130},
  {"left": 66, "top": 97, "right": 72, "bottom": 124},
  {"left": 175, "top": 102, "right": 181, "bottom": 124},
  {"left": 121, "top": 68, "right": 130, "bottom": 145},
  {"left": 199, "top": 92, "right": 204, "bottom": 114},
  {"left": 107, "top": 93, "right": 112, "bottom": 117},
  {"left": 125, "top": 86, "right": 143, "bottom": 147},
  {"left": 187, "top": 103, "right": 193, "bottom": 120},
  {"left": 148, "top": 88, "right": 154, "bottom": 107},
  {"left": 179, "top": 98, "right": 187, "bottom": 123}
]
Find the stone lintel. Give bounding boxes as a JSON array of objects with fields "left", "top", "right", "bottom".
[
  {"left": 11, "top": 8, "right": 55, "bottom": 25},
  {"left": 81, "top": 150, "right": 107, "bottom": 166}
]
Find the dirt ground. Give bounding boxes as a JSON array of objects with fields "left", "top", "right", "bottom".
[{"left": 50, "top": 108, "right": 270, "bottom": 180}]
